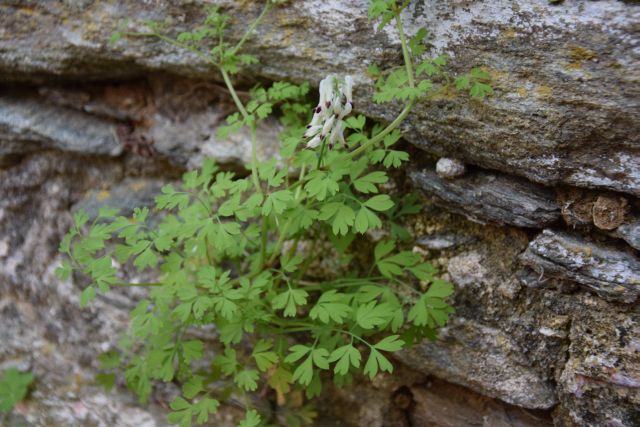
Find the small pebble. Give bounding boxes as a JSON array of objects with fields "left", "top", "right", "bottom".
[{"left": 436, "top": 157, "right": 466, "bottom": 179}]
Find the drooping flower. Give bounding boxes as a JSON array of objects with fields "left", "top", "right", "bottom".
[{"left": 305, "top": 75, "right": 353, "bottom": 150}]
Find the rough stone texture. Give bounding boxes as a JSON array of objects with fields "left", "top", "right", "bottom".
[
  {"left": 396, "top": 318, "right": 558, "bottom": 409},
  {"left": 409, "top": 378, "right": 553, "bottom": 427},
  {"left": 409, "top": 167, "right": 561, "bottom": 228},
  {"left": 416, "top": 231, "right": 473, "bottom": 250},
  {"left": 520, "top": 229, "right": 640, "bottom": 303},
  {"left": 1, "top": 78, "right": 281, "bottom": 170},
  {"left": 0, "top": 96, "right": 122, "bottom": 159},
  {"left": 0, "top": 1, "right": 639, "bottom": 426},
  {"left": 0, "top": 1, "right": 638, "bottom": 196},
  {"left": 617, "top": 220, "right": 640, "bottom": 251}
]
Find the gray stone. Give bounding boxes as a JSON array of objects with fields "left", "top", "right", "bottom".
[
  {"left": 396, "top": 319, "right": 558, "bottom": 409},
  {"left": 416, "top": 232, "right": 473, "bottom": 250},
  {"left": 0, "top": 97, "right": 122, "bottom": 158},
  {"left": 435, "top": 157, "right": 466, "bottom": 179},
  {"left": 617, "top": 221, "right": 640, "bottom": 251},
  {"left": 72, "top": 178, "right": 166, "bottom": 220},
  {"left": 447, "top": 251, "right": 488, "bottom": 288},
  {"left": 409, "top": 378, "right": 552, "bottom": 427},
  {"left": 520, "top": 229, "right": 640, "bottom": 303},
  {"left": 409, "top": 167, "right": 560, "bottom": 228},
  {"left": 0, "top": 1, "right": 638, "bottom": 195},
  {"left": 556, "top": 304, "right": 640, "bottom": 427}
]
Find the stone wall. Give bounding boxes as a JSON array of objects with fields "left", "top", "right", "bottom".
[{"left": 0, "top": 1, "right": 638, "bottom": 426}]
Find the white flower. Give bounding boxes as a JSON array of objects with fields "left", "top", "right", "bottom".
[{"left": 305, "top": 75, "right": 354, "bottom": 150}]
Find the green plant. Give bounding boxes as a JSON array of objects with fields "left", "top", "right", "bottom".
[
  {"left": 58, "top": 1, "right": 490, "bottom": 425},
  {"left": 0, "top": 368, "right": 34, "bottom": 413}
]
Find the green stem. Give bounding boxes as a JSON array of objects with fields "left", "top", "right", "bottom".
[
  {"left": 220, "top": 68, "right": 261, "bottom": 195},
  {"left": 266, "top": 165, "right": 307, "bottom": 266},
  {"left": 347, "top": 100, "right": 415, "bottom": 159},
  {"left": 113, "top": 282, "right": 162, "bottom": 287},
  {"left": 316, "top": 137, "right": 328, "bottom": 169},
  {"left": 230, "top": 1, "right": 272, "bottom": 55},
  {"left": 393, "top": 2, "right": 415, "bottom": 89},
  {"left": 347, "top": 2, "right": 417, "bottom": 160},
  {"left": 260, "top": 216, "right": 268, "bottom": 267},
  {"left": 221, "top": 68, "right": 249, "bottom": 119},
  {"left": 249, "top": 124, "right": 262, "bottom": 193}
]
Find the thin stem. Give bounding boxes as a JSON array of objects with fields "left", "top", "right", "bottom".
[
  {"left": 249, "top": 124, "right": 262, "bottom": 193},
  {"left": 220, "top": 67, "right": 261, "bottom": 196},
  {"left": 260, "top": 216, "right": 268, "bottom": 267},
  {"left": 316, "top": 137, "right": 328, "bottom": 169},
  {"left": 113, "top": 282, "right": 162, "bottom": 287},
  {"left": 221, "top": 68, "right": 249, "bottom": 119},
  {"left": 266, "top": 165, "right": 307, "bottom": 266},
  {"left": 230, "top": 1, "right": 272, "bottom": 55},
  {"left": 347, "top": 100, "right": 415, "bottom": 159},
  {"left": 393, "top": 2, "right": 415, "bottom": 89},
  {"left": 346, "top": 2, "right": 417, "bottom": 160},
  {"left": 331, "top": 328, "right": 374, "bottom": 348}
]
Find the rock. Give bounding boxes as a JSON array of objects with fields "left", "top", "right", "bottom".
[
  {"left": 72, "top": 178, "right": 166, "bottom": 220},
  {"left": 409, "top": 378, "right": 553, "bottom": 427},
  {"left": 592, "top": 195, "right": 629, "bottom": 231},
  {"left": 520, "top": 230, "right": 640, "bottom": 303},
  {"left": 617, "top": 221, "right": 640, "bottom": 251},
  {"left": 447, "top": 251, "right": 488, "bottom": 288},
  {"left": 0, "top": 97, "right": 122, "bottom": 158},
  {"left": 409, "top": 167, "right": 560, "bottom": 228},
  {"left": 416, "top": 232, "right": 473, "bottom": 250},
  {"left": 435, "top": 157, "right": 466, "bottom": 179},
  {"left": 556, "top": 305, "right": 640, "bottom": 427},
  {"left": 0, "top": 1, "right": 638, "bottom": 195},
  {"left": 556, "top": 187, "right": 597, "bottom": 227},
  {"left": 396, "top": 319, "right": 558, "bottom": 409}
]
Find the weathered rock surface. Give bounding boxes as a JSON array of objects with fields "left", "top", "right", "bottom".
[
  {"left": 409, "top": 378, "right": 552, "bottom": 427},
  {"left": 520, "top": 229, "right": 640, "bottom": 303},
  {"left": 1, "top": 1, "right": 638, "bottom": 196},
  {"left": 1, "top": 1, "right": 639, "bottom": 425},
  {"left": 72, "top": 177, "right": 166, "bottom": 220},
  {"left": 0, "top": 96, "right": 122, "bottom": 159},
  {"left": 396, "top": 319, "right": 558, "bottom": 409},
  {"left": 409, "top": 167, "right": 560, "bottom": 228},
  {"left": 617, "top": 220, "right": 640, "bottom": 251}
]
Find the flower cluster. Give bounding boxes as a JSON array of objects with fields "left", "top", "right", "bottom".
[{"left": 305, "top": 75, "right": 353, "bottom": 149}]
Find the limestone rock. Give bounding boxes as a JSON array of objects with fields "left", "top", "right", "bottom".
[
  {"left": 556, "top": 304, "right": 640, "bottom": 427},
  {"left": 409, "top": 167, "right": 560, "bottom": 228},
  {"left": 396, "top": 319, "right": 558, "bottom": 409},
  {"left": 72, "top": 178, "right": 166, "bottom": 220},
  {"left": 0, "top": 1, "right": 638, "bottom": 195},
  {"left": 520, "top": 229, "right": 640, "bottom": 303},
  {"left": 0, "top": 96, "right": 122, "bottom": 159},
  {"left": 617, "top": 221, "right": 640, "bottom": 251},
  {"left": 416, "top": 232, "right": 473, "bottom": 250},
  {"left": 409, "top": 378, "right": 552, "bottom": 427}
]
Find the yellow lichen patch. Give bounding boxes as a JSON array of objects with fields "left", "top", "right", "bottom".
[
  {"left": 535, "top": 85, "right": 553, "bottom": 98},
  {"left": 499, "top": 28, "right": 517, "bottom": 40},
  {"left": 570, "top": 46, "right": 596, "bottom": 61},
  {"left": 130, "top": 181, "right": 147, "bottom": 191},
  {"left": 16, "top": 6, "right": 35, "bottom": 16},
  {"left": 565, "top": 46, "right": 596, "bottom": 70},
  {"left": 96, "top": 190, "right": 111, "bottom": 201},
  {"left": 516, "top": 87, "right": 528, "bottom": 98}
]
